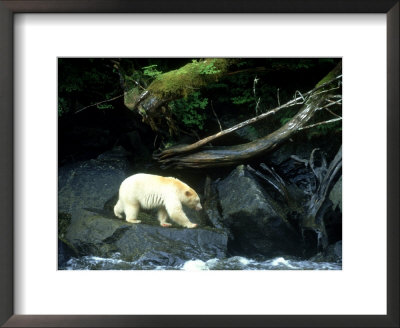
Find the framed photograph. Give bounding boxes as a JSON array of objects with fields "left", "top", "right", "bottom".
[{"left": 1, "top": 1, "right": 398, "bottom": 327}]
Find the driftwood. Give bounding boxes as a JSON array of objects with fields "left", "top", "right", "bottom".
[
  {"left": 303, "top": 146, "right": 342, "bottom": 249},
  {"left": 154, "top": 63, "right": 342, "bottom": 169},
  {"left": 154, "top": 73, "right": 342, "bottom": 161}
]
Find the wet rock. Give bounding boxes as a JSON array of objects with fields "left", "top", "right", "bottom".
[
  {"left": 203, "top": 177, "right": 226, "bottom": 230},
  {"left": 217, "top": 165, "right": 303, "bottom": 257},
  {"left": 58, "top": 239, "right": 77, "bottom": 269},
  {"left": 65, "top": 215, "right": 228, "bottom": 265},
  {"left": 58, "top": 146, "right": 131, "bottom": 223},
  {"left": 309, "top": 240, "right": 342, "bottom": 263}
]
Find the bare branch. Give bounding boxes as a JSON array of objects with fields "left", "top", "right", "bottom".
[
  {"left": 74, "top": 93, "right": 124, "bottom": 114},
  {"left": 211, "top": 100, "right": 223, "bottom": 132},
  {"left": 299, "top": 117, "right": 342, "bottom": 130},
  {"left": 326, "top": 108, "right": 342, "bottom": 119},
  {"left": 277, "top": 88, "right": 281, "bottom": 107}
]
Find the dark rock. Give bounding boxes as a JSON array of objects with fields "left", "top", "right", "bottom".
[
  {"left": 266, "top": 138, "right": 341, "bottom": 168},
  {"left": 219, "top": 114, "right": 262, "bottom": 142},
  {"left": 58, "top": 146, "right": 131, "bottom": 223},
  {"left": 309, "top": 240, "right": 342, "bottom": 263},
  {"left": 58, "top": 238, "right": 77, "bottom": 269},
  {"left": 125, "top": 131, "right": 150, "bottom": 160},
  {"left": 96, "top": 145, "right": 131, "bottom": 168},
  {"left": 65, "top": 215, "right": 228, "bottom": 265},
  {"left": 329, "top": 176, "right": 342, "bottom": 211},
  {"left": 267, "top": 141, "right": 314, "bottom": 167},
  {"left": 58, "top": 212, "right": 72, "bottom": 239},
  {"left": 59, "top": 125, "right": 114, "bottom": 162},
  {"left": 203, "top": 178, "right": 226, "bottom": 230},
  {"left": 182, "top": 206, "right": 209, "bottom": 227},
  {"left": 217, "top": 165, "right": 303, "bottom": 257}
]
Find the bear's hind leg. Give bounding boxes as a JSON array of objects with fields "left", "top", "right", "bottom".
[
  {"left": 124, "top": 203, "right": 141, "bottom": 224},
  {"left": 113, "top": 200, "right": 124, "bottom": 219},
  {"left": 157, "top": 207, "right": 172, "bottom": 227}
]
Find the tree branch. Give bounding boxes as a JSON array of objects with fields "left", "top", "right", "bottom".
[{"left": 74, "top": 93, "right": 124, "bottom": 114}]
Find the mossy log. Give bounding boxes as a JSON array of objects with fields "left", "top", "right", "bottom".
[
  {"left": 124, "top": 59, "right": 233, "bottom": 133},
  {"left": 155, "top": 62, "right": 342, "bottom": 169}
]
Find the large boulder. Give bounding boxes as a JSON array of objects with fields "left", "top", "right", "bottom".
[
  {"left": 217, "top": 165, "right": 303, "bottom": 257},
  {"left": 65, "top": 215, "right": 228, "bottom": 266},
  {"left": 58, "top": 146, "right": 131, "bottom": 223}
]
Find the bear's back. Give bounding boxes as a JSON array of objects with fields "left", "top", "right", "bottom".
[{"left": 121, "top": 173, "right": 187, "bottom": 194}]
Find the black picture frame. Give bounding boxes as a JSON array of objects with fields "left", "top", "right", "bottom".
[{"left": 0, "top": 1, "right": 398, "bottom": 327}]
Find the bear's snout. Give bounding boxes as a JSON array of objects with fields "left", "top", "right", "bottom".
[{"left": 195, "top": 204, "right": 202, "bottom": 211}]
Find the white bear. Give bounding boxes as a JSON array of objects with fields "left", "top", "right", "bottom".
[{"left": 114, "top": 173, "right": 202, "bottom": 228}]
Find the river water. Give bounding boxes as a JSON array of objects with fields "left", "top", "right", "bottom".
[{"left": 61, "top": 254, "right": 341, "bottom": 270}]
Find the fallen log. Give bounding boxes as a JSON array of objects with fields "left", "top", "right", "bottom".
[
  {"left": 156, "top": 62, "right": 341, "bottom": 168},
  {"left": 154, "top": 73, "right": 342, "bottom": 161},
  {"left": 157, "top": 97, "right": 325, "bottom": 168}
]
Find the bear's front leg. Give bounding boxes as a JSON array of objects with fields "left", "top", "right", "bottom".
[
  {"left": 124, "top": 203, "right": 141, "bottom": 224},
  {"left": 157, "top": 207, "right": 172, "bottom": 227},
  {"left": 166, "top": 203, "right": 197, "bottom": 228}
]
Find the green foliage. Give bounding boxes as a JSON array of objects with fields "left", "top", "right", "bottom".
[
  {"left": 280, "top": 117, "right": 292, "bottom": 126},
  {"left": 58, "top": 58, "right": 120, "bottom": 116},
  {"left": 169, "top": 91, "right": 208, "bottom": 130},
  {"left": 58, "top": 97, "right": 68, "bottom": 117},
  {"left": 192, "top": 59, "right": 222, "bottom": 75},
  {"left": 96, "top": 103, "right": 114, "bottom": 110},
  {"left": 142, "top": 64, "right": 163, "bottom": 78},
  {"left": 58, "top": 57, "right": 341, "bottom": 140},
  {"left": 231, "top": 89, "right": 255, "bottom": 105},
  {"left": 306, "top": 121, "right": 342, "bottom": 140}
]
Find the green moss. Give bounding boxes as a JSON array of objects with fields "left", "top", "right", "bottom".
[{"left": 147, "top": 59, "right": 231, "bottom": 99}]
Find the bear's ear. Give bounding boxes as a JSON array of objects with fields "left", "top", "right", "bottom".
[{"left": 185, "top": 190, "right": 192, "bottom": 197}]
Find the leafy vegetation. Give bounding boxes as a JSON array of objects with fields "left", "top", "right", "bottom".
[
  {"left": 142, "top": 64, "right": 163, "bottom": 78},
  {"left": 58, "top": 58, "right": 341, "bottom": 142},
  {"left": 169, "top": 91, "right": 208, "bottom": 130}
]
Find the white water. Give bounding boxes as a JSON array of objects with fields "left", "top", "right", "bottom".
[{"left": 62, "top": 254, "right": 341, "bottom": 271}]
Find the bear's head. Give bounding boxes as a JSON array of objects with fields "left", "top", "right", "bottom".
[{"left": 184, "top": 189, "right": 202, "bottom": 211}]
